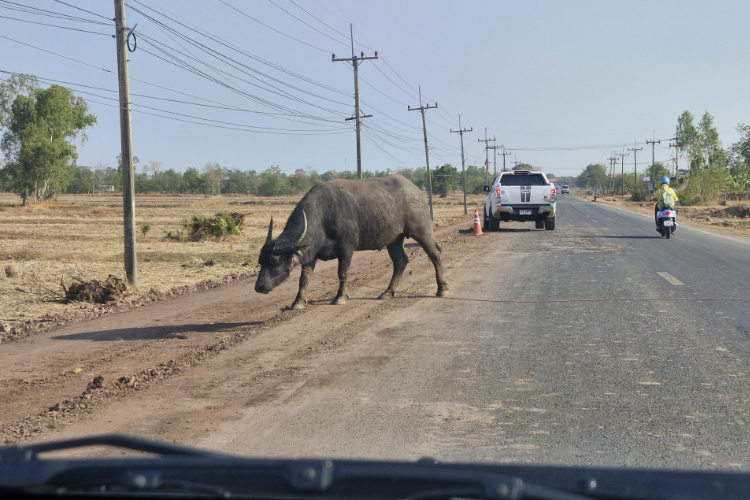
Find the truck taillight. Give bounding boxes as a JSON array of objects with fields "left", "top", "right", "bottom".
[
  {"left": 550, "top": 187, "right": 556, "bottom": 201},
  {"left": 495, "top": 188, "right": 501, "bottom": 195}
]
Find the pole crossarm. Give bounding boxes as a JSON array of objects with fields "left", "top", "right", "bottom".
[
  {"left": 332, "top": 25, "right": 377, "bottom": 179},
  {"left": 409, "top": 87, "right": 437, "bottom": 220}
]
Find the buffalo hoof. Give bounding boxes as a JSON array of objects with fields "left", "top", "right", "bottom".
[
  {"left": 331, "top": 296, "right": 347, "bottom": 305},
  {"left": 378, "top": 291, "right": 394, "bottom": 300},
  {"left": 290, "top": 301, "right": 306, "bottom": 310},
  {"left": 436, "top": 288, "right": 449, "bottom": 298}
]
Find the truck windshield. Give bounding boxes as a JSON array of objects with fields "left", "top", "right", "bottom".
[{"left": 499, "top": 175, "right": 547, "bottom": 186}]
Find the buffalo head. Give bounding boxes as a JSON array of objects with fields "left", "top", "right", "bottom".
[{"left": 254, "top": 211, "right": 307, "bottom": 294}]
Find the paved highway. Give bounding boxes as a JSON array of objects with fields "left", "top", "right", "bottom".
[{"left": 203, "top": 195, "right": 750, "bottom": 469}]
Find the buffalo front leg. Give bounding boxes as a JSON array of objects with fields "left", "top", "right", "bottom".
[
  {"left": 331, "top": 251, "right": 353, "bottom": 305},
  {"left": 290, "top": 260, "right": 316, "bottom": 310},
  {"left": 379, "top": 235, "right": 408, "bottom": 299},
  {"left": 414, "top": 236, "right": 449, "bottom": 297}
]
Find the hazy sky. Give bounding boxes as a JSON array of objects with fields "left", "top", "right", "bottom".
[{"left": 2, "top": 0, "right": 748, "bottom": 178}]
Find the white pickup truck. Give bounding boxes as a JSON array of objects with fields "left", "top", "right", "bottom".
[{"left": 483, "top": 170, "right": 557, "bottom": 231}]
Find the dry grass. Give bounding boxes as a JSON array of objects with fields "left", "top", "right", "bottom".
[{"left": 0, "top": 191, "right": 480, "bottom": 326}]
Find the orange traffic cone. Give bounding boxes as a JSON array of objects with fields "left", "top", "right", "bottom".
[{"left": 473, "top": 209, "right": 483, "bottom": 236}]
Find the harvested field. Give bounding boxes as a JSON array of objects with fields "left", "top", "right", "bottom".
[{"left": 0, "top": 191, "right": 482, "bottom": 333}]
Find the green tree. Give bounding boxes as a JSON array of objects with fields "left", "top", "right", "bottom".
[
  {"left": 431, "top": 164, "right": 458, "bottom": 196},
  {"left": 578, "top": 163, "right": 608, "bottom": 193},
  {"left": 677, "top": 110, "right": 726, "bottom": 171},
  {"left": 66, "top": 165, "right": 94, "bottom": 194},
  {"left": 257, "top": 166, "right": 291, "bottom": 195},
  {"left": 289, "top": 168, "right": 311, "bottom": 194},
  {"left": 0, "top": 84, "right": 96, "bottom": 203},
  {"left": 182, "top": 167, "right": 202, "bottom": 193}
]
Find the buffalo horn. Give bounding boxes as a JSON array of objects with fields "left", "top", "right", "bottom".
[
  {"left": 296, "top": 211, "right": 308, "bottom": 245},
  {"left": 266, "top": 217, "right": 274, "bottom": 243}
]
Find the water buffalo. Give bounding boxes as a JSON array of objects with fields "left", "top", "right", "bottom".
[{"left": 254, "top": 174, "right": 448, "bottom": 309}]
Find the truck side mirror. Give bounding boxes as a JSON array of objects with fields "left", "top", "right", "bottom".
[{"left": 483, "top": 186, "right": 490, "bottom": 192}]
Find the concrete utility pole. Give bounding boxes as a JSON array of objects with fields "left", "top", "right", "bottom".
[
  {"left": 668, "top": 125, "right": 679, "bottom": 180},
  {"left": 450, "top": 115, "right": 472, "bottom": 214},
  {"left": 608, "top": 154, "right": 618, "bottom": 194},
  {"left": 332, "top": 24, "right": 377, "bottom": 179},
  {"left": 512, "top": 155, "right": 520, "bottom": 169},
  {"left": 478, "top": 129, "right": 495, "bottom": 184},
  {"left": 500, "top": 147, "right": 511, "bottom": 172},
  {"left": 628, "top": 142, "right": 643, "bottom": 194},
  {"left": 646, "top": 138, "right": 661, "bottom": 189},
  {"left": 409, "top": 86, "right": 438, "bottom": 220},
  {"left": 488, "top": 139, "right": 499, "bottom": 176},
  {"left": 114, "top": 0, "right": 136, "bottom": 287},
  {"left": 617, "top": 148, "right": 629, "bottom": 197}
]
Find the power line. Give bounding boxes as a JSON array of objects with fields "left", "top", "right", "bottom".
[
  {"left": 0, "top": 14, "right": 113, "bottom": 36},
  {"left": 215, "top": 0, "right": 329, "bottom": 54}
]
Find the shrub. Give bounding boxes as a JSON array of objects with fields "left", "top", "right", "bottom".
[
  {"left": 140, "top": 224, "right": 150, "bottom": 237},
  {"left": 181, "top": 211, "right": 245, "bottom": 241}
]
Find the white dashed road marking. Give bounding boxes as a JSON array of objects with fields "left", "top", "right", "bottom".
[{"left": 657, "top": 272, "right": 684, "bottom": 286}]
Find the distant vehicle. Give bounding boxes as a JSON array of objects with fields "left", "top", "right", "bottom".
[
  {"left": 561, "top": 185, "right": 570, "bottom": 194},
  {"left": 483, "top": 170, "right": 557, "bottom": 231}
]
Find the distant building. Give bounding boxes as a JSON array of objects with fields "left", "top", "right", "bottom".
[{"left": 100, "top": 185, "right": 115, "bottom": 193}]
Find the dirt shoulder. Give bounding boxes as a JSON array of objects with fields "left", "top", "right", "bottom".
[
  {"left": 1, "top": 215, "right": 490, "bottom": 446},
  {"left": 574, "top": 193, "right": 750, "bottom": 238}
]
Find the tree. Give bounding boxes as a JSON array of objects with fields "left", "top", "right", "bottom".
[
  {"left": 66, "top": 165, "right": 94, "bottom": 194},
  {"left": 513, "top": 162, "right": 535, "bottom": 171},
  {"left": 288, "top": 168, "right": 311, "bottom": 194},
  {"left": 677, "top": 110, "right": 726, "bottom": 171},
  {"left": 431, "top": 164, "right": 458, "bottom": 196},
  {"left": 578, "top": 163, "right": 608, "bottom": 193},
  {"left": 202, "top": 161, "right": 223, "bottom": 195},
  {"left": 0, "top": 83, "right": 96, "bottom": 203},
  {"left": 183, "top": 167, "right": 204, "bottom": 194},
  {"left": 257, "top": 166, "right": 291, "bottom": 195},
  {"left": 0, "top": 74, "right": 39, "bottom": 129}
]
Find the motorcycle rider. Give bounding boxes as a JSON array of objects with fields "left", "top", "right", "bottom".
[{"left": 653, "top": 176, "right": 678, "bottom": 227}]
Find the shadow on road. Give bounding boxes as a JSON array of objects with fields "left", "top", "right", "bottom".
[
  {"left": 593, "top": 235, "right": 663, "bottom": 239},
  {"left": 51, "top": 322, "right": 260, "bottom": 342}
]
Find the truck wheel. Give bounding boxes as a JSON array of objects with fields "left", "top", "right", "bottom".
[
  {"left": 535, "top": 220, "right": 544, "bottom": 229},
  {"left": 489, "top": 211, "right": 500, "bottom": 232},
  {"left": 544, "top": 217, "right": 556, "bottom": 230},
  {"left": 483, "top": 210, "right": 489, "bottom": 231}
]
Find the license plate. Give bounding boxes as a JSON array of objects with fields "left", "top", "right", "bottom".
[
  {"left": 519, "top": 209, "right": 532, "bottom": 215},
  {"left": 663, "top": 220, "right": 674, "bottom": 227}
]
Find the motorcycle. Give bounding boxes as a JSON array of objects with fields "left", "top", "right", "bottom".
[{"left": 656, "top": 207, "right": 677, "bottom": 239}]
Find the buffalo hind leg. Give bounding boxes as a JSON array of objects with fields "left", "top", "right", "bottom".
[
  {"left": 290, "top": 259, "right": 316, "bottom": 310},
  {"left": 413, "top": 235, "right": 449, "bottom": 297},
  {"left": 332, "top": 250, "right": 353, "bottom": 305},
  {"left": 379, "top": 235, "right": 408, "bottom": 299}
]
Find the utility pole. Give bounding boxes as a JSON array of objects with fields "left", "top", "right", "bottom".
[
  {"left": 512, "top": 155, "right": 520, "bottom": 169},
  {"left": 617, "top": 148, "right": 629, "bottom": 197},
  {"left": 608, "top": 154, "right": 618, "bottom": 194},
  {"left": 114, "top": 0, "right": 136, "bottom": 287},
  {"left": 332, "top": 24, "right": 377, "bottom": 179},
  {"left": 488, "top": 138, "right": 499, "bottom": 176},
  {"left": 628, "top": 141, "right": 643, "bottom": 194},
  {"left": 478, "top": 128, "right": 495, "bottom": 183},
  {"left": 668, "top": 125, "right": 679, "bottom": 180},
  {"left": 450, "top": 115, "right": 472, "bottom": 214},
  {"left": 500, "top": 147, "right": 511, "bottom": 172},
  {"left": 646, "top": 138, "right": 660, "bottom": 189},
  {"left": 409, "top": 86, "right": 437, "bottom": 220}
]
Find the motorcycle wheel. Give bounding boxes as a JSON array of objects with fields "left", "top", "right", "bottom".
[{"left": 665, "top": 228, "right": 671, "bottom": 239}]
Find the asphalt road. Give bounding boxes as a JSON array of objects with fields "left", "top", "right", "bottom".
[{"left": 202, "top": 195, "right": 750, "bottom": 469}]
